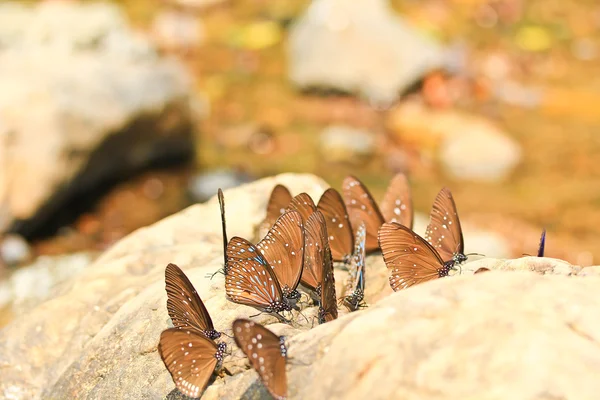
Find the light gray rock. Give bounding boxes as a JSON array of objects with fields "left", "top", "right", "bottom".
[
  {"left": 0, "top": 1, "right": 196, "bottom": 236},
  {"left": 319, "top": 125, "right": 375, "bottom": 163},
  {"left": 288, "top": 0, "right": 445, "bottom": 105}
]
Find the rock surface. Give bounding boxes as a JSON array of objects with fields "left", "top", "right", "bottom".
[
  {"left": 288, "top": 0, "right": 445, "bottom": 105},
  {"left": 2, "top": 173, "right": 600, "bottom": 400},
  {"left": 0, "top": 1, "right": 195, "bottom": 236},
  {"left": 387, "top": 101, "right": 522, "bottom": 181}
]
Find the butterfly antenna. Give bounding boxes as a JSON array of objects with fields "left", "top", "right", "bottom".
[
  {"left": 205, "top": 268, "right": 225, "bottom": 280},
  {"left": 465, "top": 252, "right": 485, "bottom": 257}
]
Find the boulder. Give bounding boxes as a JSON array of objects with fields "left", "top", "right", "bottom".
[
  {"left": 0, "top": 1, "right": 196, "bottom": 236},
  {"left": 2, "top": 173, "right": 600, "bottom": 400},
  {"left": 288, "top": 0, "right": 445, "bottom": 105}
]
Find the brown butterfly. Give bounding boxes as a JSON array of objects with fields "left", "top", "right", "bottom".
[
  {"left": 317, "top": 188, "right": 354, "bottom": 262},
  {"left": 207, "top": 188, "right": 229, "bottom": 279},
  {"left": 233, "top": 319, "right": 288, "bottom": 400},
  {"left": 287, "top": 192, "right": 317, "bottom": 222},
  {"left": 424, "top": 187, "right": 466, "bottom": 266},
  {"left": 300, "top": 210, "right": 328, "bottom": 300},
  {"left": 342, "top": 174, "right": 413, "bottom": 253},
  {"left": 228, "top": 211, "right": 304, "bottom": 302},
  {"left": 258, "top": 184, "right": 293, "bottom": 239},
  {"left": 158, "top": 327, "right": 226, "bottom": 398},
  {"left": 318, "top": 238, "right": 337, "bottom": 324},
  {"left": 341, "top": 222, "right": 366, "bottom": 312},
  {"left": 165, "top": 263, "right": 221, "bottom": 340},
  {"left": 378, "top": 222, "right": 455, "bottom": 291}
]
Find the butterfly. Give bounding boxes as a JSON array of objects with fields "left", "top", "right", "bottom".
[
  {"left": 165, "top": 263, "right": 221, "bottom": 340},
  {"left": 207, "top": 188, "right": 229, "bottom": 279},
  {"left": 341, "top": 222, "right": 366, "bottom": 312},
  {"left": 424, "top": 187, "right": 467, "bottom": 268},
  {"left": 225, "top": 242, "right": 292, "bottom": 318},
  {"left": 227, "top": 211, "right": 304, "bottom": 303},
  {"left": 300, "top": 210, "right": 328, "bottom": 300},
  {"left": 287, "top": 192, "right": 317, "bottom": 222},
  {"left": 258, "top": 184, "right": 293, "bottom": 239},
  {"left": 342, "top": 174, "right": 413, "bottom": 253},
  {"left": 233, "top": 319, "right": 288, "bottom": 400},
  {"left": 378, "top": 222, "right": 456, "bottom": 291},
  {"left": 316, "top": 188, "right": 354, "bottom": 262},
  {"left": 318, "top": 238, "right": 337, "bottom": 324},
  {"left": 537, "top": 228, "right": 546, "bottom": 257},
  {"left": 158, "top": 327, "right": 226, "bottom": 398}
]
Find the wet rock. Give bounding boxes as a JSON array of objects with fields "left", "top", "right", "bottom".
[
  {"left": 387, "top": 101, "right": 522, "bottom": 182},
  {"left": 0, "top": 234, "right": 31, "bottom": 266},
  {"left": 319, "top": 125, "right": 375, "bottom": 163},
  {"left": 288, "top": 0, "right": 445, "bottom": 105},
  {"left": 0, "top": 2, "right": 196, "bottom": 236},
  {"left": 187, "top": 169, "right": 254, "bottom": 203}
]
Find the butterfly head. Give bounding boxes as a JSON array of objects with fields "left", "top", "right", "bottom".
[
  {"left": 283, "top": 288, "right": 301, "bottom": 301},
  {"left": 215, "top": 342, "right": 227, "bottom": 363},
  {"left": 267, "top": 300, "right": 292, "bottom": 314},
  {"left": 342, "top": 289, "right": 365, "bottom": 312},
  {"left": 278, "top": 336, "right": 288, "bottom": 358},
  {"left": 453, "top": 252, "right": 468, "bottom": 265},
  {"left": 205, "top": 329, "right": 222, "bottom": 341}
]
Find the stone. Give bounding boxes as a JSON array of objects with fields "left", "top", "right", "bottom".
[
  {"left": 3, "top": 173, "right": 600, "bottom": 400},
  {"left": 0, "top": 234, "right": 31, "bottom": 266},
  {"left": 187, "top": 169, "right": 255, "bottom": 203},
  {"left": 387, "top": 101, "right": 522, "bottom": 182},
  {"left": 288, "top": 0, "right": 445, "bottom": 105},
  {"left": 0, "top": 252, "right": 95, "bottom": 326},
  {"left": 0, "top": 1, "right": 196, "bottom": 237},
  {"left": 151, "top": 9, "right": 205, "bottom": 51},
  {"left": 319, "top": 125, "right": 375, "bottom": 163}
]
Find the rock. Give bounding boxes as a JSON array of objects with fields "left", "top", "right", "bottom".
[
  {"left": 319, "top": 125, "right": 375, "bottom": 163},
  {"left": 0, "top": 234, "right": 31, "bottom": 266},
  {"left": 0, "top": 252, "right": 95, "bottom": 326},
  {"left": 387, "top": 101, "right": 522, "bottom": 182},
  {"left": 4, "top": 173, "right": 600, "bottom": 400},
  {"left": 462, "top": 256, "right": 581, "bottom": 276},
  {"left": 0, "top": 1, "right": 196, "bottom": 237},
  {"left": 187, "top": 169, "right": 255, "bottom": 203},
  {"left": 288, "top": 0, "right": 445, "bottom": 105},
  {"left": 0, "top": 173, "right": 329, "bottom": 399},
  {"left": 151, "top": 9, "right": 205, "bottom": 51}
]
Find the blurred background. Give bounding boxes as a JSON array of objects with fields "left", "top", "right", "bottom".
[{"left": 0, "top": 0, "right": 599, "bottom": 326}]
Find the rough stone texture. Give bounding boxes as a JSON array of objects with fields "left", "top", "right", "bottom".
[
  {"left": 0, "top": 1, "right": 195, "bottom": 236},
  {"left": 2, "top": 173, "right": 600, "bottom": 400},
  {"left": 288, "top": 0, "right": 445, "bottom": 105},
  {"left": 387, "top": 101, "right": 522, "bottom": 182}
]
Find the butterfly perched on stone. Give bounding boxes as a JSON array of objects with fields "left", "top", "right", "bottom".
[
  {"left": 318, "top": 243, "right": 337, "bottom": 324},
  {"left": 299, "top": 210, "right": 328, "bottom": 301},
  {"left": 257, "top": 184, "right": 293, "bottom": 239},
  {"left": 424, "top": 187, "right": 467, "bottom": 269},
  {"left": 287, "top": 192, "right": 317, "bottom": 222},
  {"left": 227, "top": 210, "right": 304, "bottom": 304},
  {"left": 233, "top": 319, "right": 288, "bottom": 400},
  {"left": 165, "top": 263, "right": 221, "bottom": 340},
  {"left": 317, "top": 188, "right": 354, "bottom": 263},
  {"left": 159, "top": 327, "right": 226, "bottom": 398},
  {"left": 379, "top": 222, "right": 456, "bottom": 291},
  {"left": 342, "top": 221, "right": 366, "bottom": 312},
  {"left": 207, "top": 188, "right": 229, "bottom": 279},
  {"left": 342, "top": 174, "right": 413, "bottom": 253},
  {"left": 537, "top": 228, "right": 546, "bottom": 257}
]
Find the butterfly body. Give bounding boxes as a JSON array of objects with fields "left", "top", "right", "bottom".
[{"left": 342, "top": 222, "right": 367, "bottom": 312}]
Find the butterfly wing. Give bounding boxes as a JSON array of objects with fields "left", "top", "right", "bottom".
[
  {"left": 379, "top": 222, "right": 447, "bottom": 291},
  {"left": 317, "top": 188, "right": 354, "bottom": 262},
  {"left": 218, "top": 189, "right": 228, "bottom": 270},
  {"left": 258, "top": 185, "right": 293, "bottom": 239},
  {"left": 225, "top": 249, "right": 286, "bottom": 311},
  {"left": 301, "top": 210, "right": 328, "bottom": 292},
  {"left": 286, "top": 193, "right": 317, "bottom": 222},
  {"left": 345, "top": 222, "right": 366, "bottom": 296},
  {"left": 424, "top": 187, "right": 464, "bottom": 262},
  {"left": 342, "top": 175, "right": 385, "bottom": 252},
  {"left": 233, "top": 319, "right": 287, "bottom": 400},
  {"left": 537, "top": 228, "right": 546, "bottom": 257},
  {"left": 165, "top": 263, "right": 216, "bottom": 336},
  {"left": 319, "top": 241, "right": 337, "bottom": 323},
  {"left": 256, "top": 211, "right": 304, "bottom": 296},
  {"left": 380, "top": 173, "right": 413, "bottom": 229},
  {"left": 158, "top": 327, "right": 221, "bottom": 398}
]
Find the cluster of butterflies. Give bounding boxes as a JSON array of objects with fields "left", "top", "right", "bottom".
[{"left": 157, "top": 174, "right": 548, "bottom": 399}]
